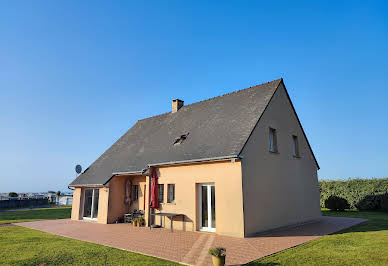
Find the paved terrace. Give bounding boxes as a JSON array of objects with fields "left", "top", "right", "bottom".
[{"left": 17, "top": 217, "right": 366, "bottom": 265}]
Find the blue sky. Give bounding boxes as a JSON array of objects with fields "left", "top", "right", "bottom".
[{"left": 0, "top": 1, "right": 387, "bottom": 192}]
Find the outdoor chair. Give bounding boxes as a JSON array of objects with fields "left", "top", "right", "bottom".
[{"left": 124, "top": 209, "right": 144, "bottom": 223}]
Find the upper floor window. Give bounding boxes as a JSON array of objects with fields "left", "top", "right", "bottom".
[
  {"left": 158, "top": 184, "right": 164, "bottom": 203},
  {"left": 167, "top": 184, "right": 175, "bottom": 203},
  {"left": 269, "top": 128, "right": 278, "bottom": 152},
  {"left": 133, "top": 184, "right": 139, "bottom": 201},
  {"left": 292, "top": 135, "right": 300, "bottom": 157}
]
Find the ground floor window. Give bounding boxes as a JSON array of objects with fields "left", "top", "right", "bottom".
[
  {"left": 83, "top": 188, "right": 99, "bottom": 220},
  {"left": 133, "top": 185, "right": 139, "bottom": 201},
  {"left": 167, "top": 184, "right": 175, "bottom": 203},
  {"left": 158, "top": 184, "right": 164, "bottom": 203}
]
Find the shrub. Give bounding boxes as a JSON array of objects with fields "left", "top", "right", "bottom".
[
  {"left": 379, "top": 194, "right": 388, "bottom": 211},
  {"left": 325, "top": 195, "right": 350, "bottom": 211},
  {"left": 356, "top": 195, "right": 381, "bottom": 211},
  {"left": 208, "top": 247, "right": 226, "bottom": 257},
  {"left": 320, "top": 178, "right": 388, "bottom": 210}
]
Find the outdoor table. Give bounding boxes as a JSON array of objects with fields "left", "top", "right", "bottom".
[{"left": 150, "top": 212, "right": 185, "bottom": 232}]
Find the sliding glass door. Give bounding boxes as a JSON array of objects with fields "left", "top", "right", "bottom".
[
  {"left": 199, "top": 184, "right": 216, "bottom": 232},
  {"left": 83, "top": 188, "right": 99, "bottom": 220}
]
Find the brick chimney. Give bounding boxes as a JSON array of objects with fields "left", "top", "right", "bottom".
[{"left": 172, "top": 99, "right": 184, "bottom": 113}]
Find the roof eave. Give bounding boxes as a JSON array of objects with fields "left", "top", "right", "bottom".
[
  {"left": 147, "top": 155, "right": 240, "bottom": 168},
  {"left": 68, "top": 184, "right": 107, "bottom": 188}
]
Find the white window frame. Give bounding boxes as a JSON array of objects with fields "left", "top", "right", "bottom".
[
  {"left": 167, "top": 184, "right": 175, "bottom": 203},
  {"left": 82, "top": 188, "right": 99, "bottom": 221},
  {"left": 292, "top": 135, "right": 300, "bottom": 157},
  {"left": 158, "top": 184, "right": 164, "bottom": 203},
  {"left": 269, "top": 127, "right": 278, "bottom": 152},
  {"left": 198, "top": 183, "right": 216, "bottom": 232}
]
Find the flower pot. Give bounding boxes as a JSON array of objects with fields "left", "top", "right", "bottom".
[
  {"left": 211, "top": 255, "right": 225, "bottom": 266},
  {"left": 133, "top": 221, "right": 138, "bottom": 227}
]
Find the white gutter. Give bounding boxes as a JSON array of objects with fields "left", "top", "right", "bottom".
[
  {"left": 68, "top": 184, "right": 106, "bottom": 188},
  {"left": 147, "top": 155, "right": 240, "bottom": 167},
  {"left": 111, "top": 170, "right": 142, "bottom": 175}
]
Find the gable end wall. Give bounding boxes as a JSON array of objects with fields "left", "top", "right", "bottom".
[{"left": 240, "top": 83, "right": 321, "bottom": 236}]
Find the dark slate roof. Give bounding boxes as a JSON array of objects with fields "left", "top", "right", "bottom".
[{"left": 70, "top": 79, "right": 283, "bottom": 186}]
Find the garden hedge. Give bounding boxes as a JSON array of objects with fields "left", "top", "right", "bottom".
[{"left": 319, "top": 178, "right": 388, "bottom": 210}]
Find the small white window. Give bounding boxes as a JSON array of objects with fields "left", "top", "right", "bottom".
[
  {"left": 167, "top": 184, "right": 175, "bottom": 203},
  {"left": 292, "top": 135, "right": 300, "bottom": 157},
  {"left": 158, "top": 184, "right": 164, "bottom": 203},
  {"left": 269, "top": 128, "right": 278, "bottom": 152}
]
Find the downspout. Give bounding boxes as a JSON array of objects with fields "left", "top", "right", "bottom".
[{"left": 142, "top": 167, "right": 153, "bottom": 227}]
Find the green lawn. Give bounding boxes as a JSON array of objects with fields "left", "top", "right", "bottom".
[
  {"left": 0, "top": 226, "right": 178, "bottom": 265},
  {"left": 0, "top": 206, "right": 71, "bottom": 224},
  {"left": 250, "top": 209, "right": 388, "bottom": 266}
]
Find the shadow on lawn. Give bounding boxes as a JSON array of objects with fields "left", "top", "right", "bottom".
[
  {"left": 331, "top": 220, "right": 388, "bottom": 234},
  {"left": 321, "top": 209, "right": 388, "bottom": 234}
]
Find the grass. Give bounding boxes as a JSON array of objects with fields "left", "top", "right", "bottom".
[
  {"left": 249, "top": 209, "right": 388, "bottom": 266},
  {"left": 0, "top": 206, "right": 71, "bottom": 224},
  {"left": 0, "top": 226, "right": 178, "bottom": 265}
]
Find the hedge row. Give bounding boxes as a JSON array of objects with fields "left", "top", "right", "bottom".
[{"left": 319, "top": 178, "right": 388, "bottom": 210}]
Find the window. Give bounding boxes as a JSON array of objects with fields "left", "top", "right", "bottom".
[
  {"left": 83, "top": 188, "right": 99, "bottom": 220},
  {"left": 292, "top": 135, "right": 300, "bottom": 157},
  {"left": 133, "top": 185, "right": 139, "bottom": 201},
  {"left": 173, "top": 133, "right": 189, "bottom": 145},
  {"left": 269, "top": 128, "right": 278, "bottom": 152},
  {"left": 167, "top": 184, "right": 175, "bottom": 203},
  {"left": 158, "top": 184, "right": 164, "bottom": 203}
]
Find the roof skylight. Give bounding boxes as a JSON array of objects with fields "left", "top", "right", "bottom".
[{"left": 173, "top": 133, "right": 189, "bottom": 145}]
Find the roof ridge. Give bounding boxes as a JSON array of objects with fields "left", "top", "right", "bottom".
[
  {"left": 137, "top": 78, "right": 283, "bottom": 122},
  {"left": 181, "top": 78, "right": 282, "bottom": 110}
]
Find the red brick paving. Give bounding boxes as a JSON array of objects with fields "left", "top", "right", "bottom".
[{"left": 16, "top": 216, "right": 366, "bottom": 265}]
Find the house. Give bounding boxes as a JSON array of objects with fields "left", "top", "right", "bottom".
[
  {"left": 47, "top": 191, "right": 56, "bottom": 203},
  {"left": 57, "top": 195, "right": 73, "bottom": 206},
  {"left": 69, "top": 78, "right": 321, "bottom": 238}
]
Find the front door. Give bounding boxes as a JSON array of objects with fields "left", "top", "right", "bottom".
[
  {"left": 83, "top": 188, "right": 99, "bottom": 220},
  {"left": 199, "top": 184, "right": 216, "bottom": 232}
]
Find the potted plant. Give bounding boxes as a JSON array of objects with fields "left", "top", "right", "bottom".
[
  {"left": 208, "top": 247, "right": 226, "bottom": 266},
  {"left": 132, "top": 218, "right": 138, "bottom": 227},
  {"left": 137, "top": 217, "right": 144, "bottom": 227}
]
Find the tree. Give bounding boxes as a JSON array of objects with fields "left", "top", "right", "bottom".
[
  {"left": 8, "top": 192, "right": 18, "bottom": 197},
  {"left": 56, "top": 191, "right": 61, "bottom": 196}
]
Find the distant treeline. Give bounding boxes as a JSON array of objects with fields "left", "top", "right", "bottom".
[{"left": 319, "top": 178, "right": 388, "bottom": 210}]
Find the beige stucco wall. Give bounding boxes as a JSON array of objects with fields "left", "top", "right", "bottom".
[
  {"left": 70, "top": 186, "right": 109, "bottom": 224},
  {"left": 240, "top": 83, "right": 321, "bottom": 236},
  {"left": 106, "top": 175, "right": 146, "bottom": 224},
  {"left": 97, "top": 187, "right": 110, "bottom": 223},
  {"left": 152, "top": 160, "right": 245, "bottom": 238},
  {"left": 71, "top": 187, "right": 82, "bottom": 220}
]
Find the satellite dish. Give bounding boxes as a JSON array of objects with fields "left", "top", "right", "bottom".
[{"left": 75, "top": 164, "right": 82, "bottom": 174}]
